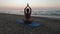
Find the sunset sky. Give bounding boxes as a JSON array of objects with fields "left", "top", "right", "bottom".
[{"left": 0, "top": 0, "right": 60, "bottom": 10}]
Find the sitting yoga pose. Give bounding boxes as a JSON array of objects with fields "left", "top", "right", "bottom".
[{"left": 24, "top": 3, "right": 32, "bottom": 24}]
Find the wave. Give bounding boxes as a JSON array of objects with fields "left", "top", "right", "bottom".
[
  {"left": 0, "top": 10, "right": 60, "bottom": 19},
  {"left": 32, "top": 10, "right": 60, "bottom": 16}
]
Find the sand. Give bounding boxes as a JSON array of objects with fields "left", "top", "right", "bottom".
[{"left": 0, "top": 13, "right": 60, "bottom": 34}]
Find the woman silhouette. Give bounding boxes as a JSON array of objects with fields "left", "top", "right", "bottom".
[{"left": 24, "top": 3, "right": 32, "bottom": 24}]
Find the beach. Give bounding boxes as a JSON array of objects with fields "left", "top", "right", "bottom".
[{"left": 0, "top": 13, "right": 60, "bottom": 34}]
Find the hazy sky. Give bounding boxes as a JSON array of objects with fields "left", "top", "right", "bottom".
[{"left": 0, "top": 0, "right": 60, "bottom": 9}]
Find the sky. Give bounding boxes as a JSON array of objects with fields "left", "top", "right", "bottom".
[{"left": 0, "top": 0, "right": 60, "bottom": 10}]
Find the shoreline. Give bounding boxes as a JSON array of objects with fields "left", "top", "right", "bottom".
[{"left": 0, "top": 13, "right": 60, "bottom": 23}]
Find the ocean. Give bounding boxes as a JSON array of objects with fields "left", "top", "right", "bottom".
[{"left": 0, "top": 10, "right": 60, "bottom": 18}]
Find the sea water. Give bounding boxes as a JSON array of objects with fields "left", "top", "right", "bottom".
[{"left": 0, "top": 10, "right": 60, "bottom": 19}]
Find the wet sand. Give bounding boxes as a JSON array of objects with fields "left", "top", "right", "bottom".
[{"left": 0, "top": 13, "right": 60, "bottom": 34}]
